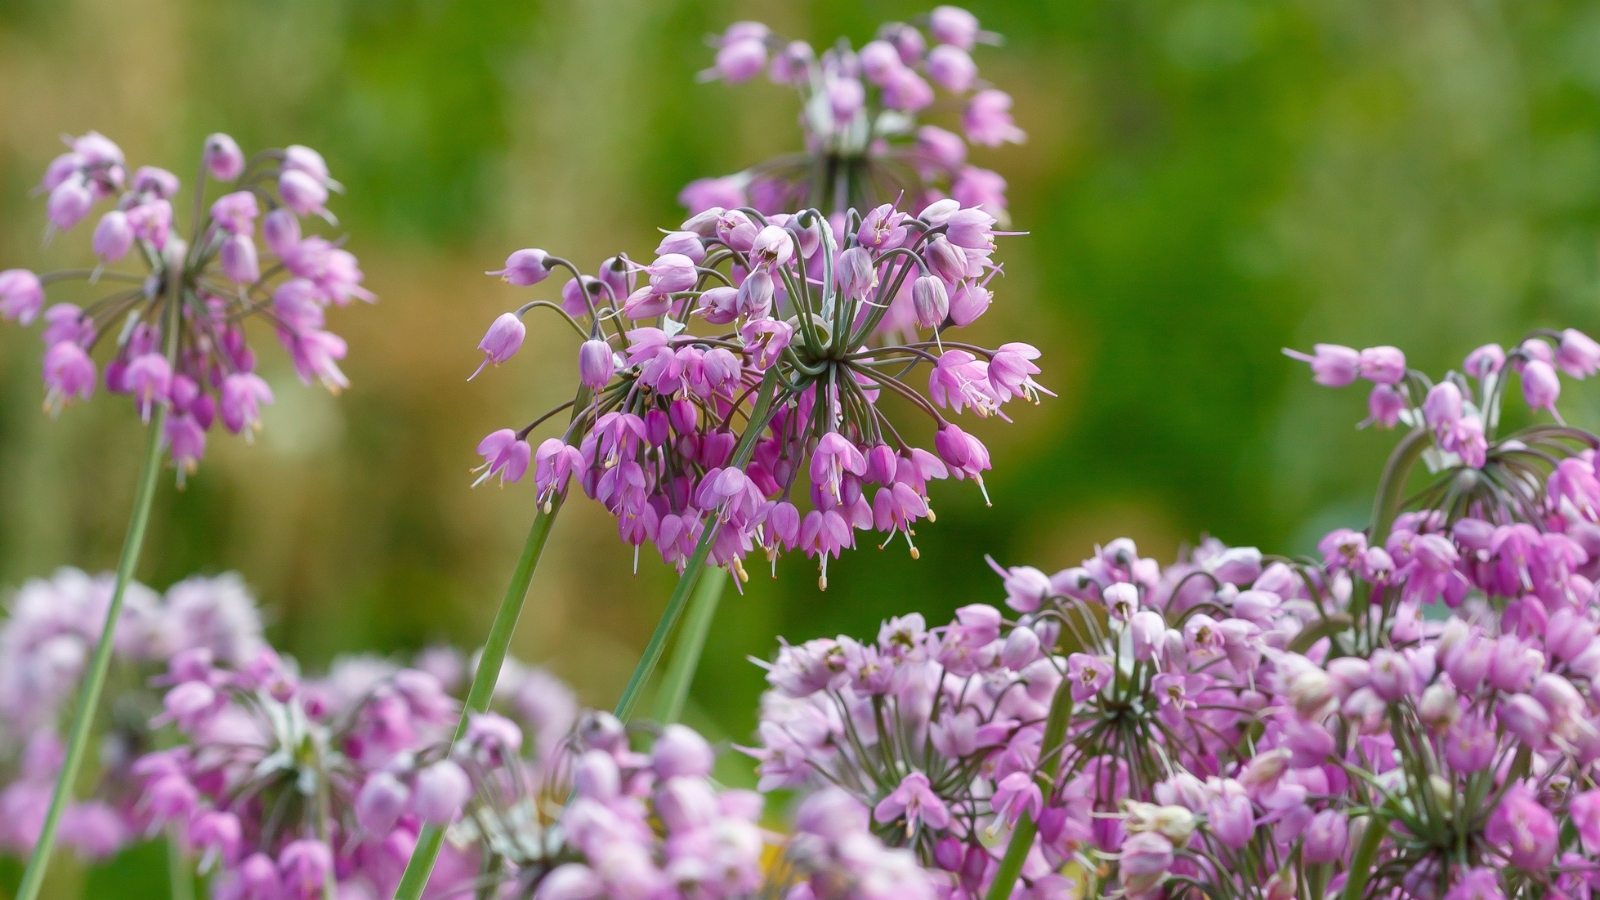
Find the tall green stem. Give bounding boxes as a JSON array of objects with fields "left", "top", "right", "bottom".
[
  {"left": 167, "top": 830, "right": 195, "bottom": 900},
  {"left": 985, "top": 670, "right": 1075, "bottom": 900},
  {"left": 393, "top": 493, "right": 566, "bottom": 900},
  {"left": 16, "top": 413, "right": 167, "bottom": 900},
  {"left": 1342, "top": 813, "right": 1389, "bottom": 900},
  {"left": 651, "top": 565, "right": 728, "bottom": 724},
  {"left": 614, "top": 370, "right": 780, "bottom": 722}
]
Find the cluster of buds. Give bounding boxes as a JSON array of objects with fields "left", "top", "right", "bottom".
[
  {"left": 473, "top": 197, "right": 1044, "bottom": 589},
  {"left": 745, "top": 533, "right": 1313, "bottom": 900},
  {"left": 685, "top": 6, "right": 1021, "bottom": 220},
  {"left": 0, "top": 570, "right": 266, "bottom": 863},
  {"left": 436, "top": 711, "right": 932, "bottom": 900},
  {"left": 0, "top": 131, "right": 371, "bottom": 482}
]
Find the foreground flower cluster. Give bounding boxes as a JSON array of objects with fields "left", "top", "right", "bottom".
[
  {"left": 685, "top": 6, "right": 1021, "bottom": 220},
  {"left": 475, "top": 195, "right": 1042, "bottom": 588},
  {"left": 0, "top": 131, "right": 371, "bottom": 481}
]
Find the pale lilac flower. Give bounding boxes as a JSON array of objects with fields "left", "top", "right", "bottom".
[
  {"left": 471, "top": 312, "right": 526, "bottom": 379},
  {"left": 2, "top": 132, "right": 370, "bottom": 477},
  {"left": 0, "top": 269, "right": 44, "bottom": 325}
]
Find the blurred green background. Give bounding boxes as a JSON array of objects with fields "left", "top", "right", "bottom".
[{"left": 2, "top": 0, "right": 1600, "bottom": 876}]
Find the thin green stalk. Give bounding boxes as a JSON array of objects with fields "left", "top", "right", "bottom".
[
  {"left": 393, "top": 492, "right": 567, "bottom": 900},
  {"left": 1343, "top": 813, "right": 1389, "bottom": 900},
  {"left": 649, "top": 565, "right": 729, "bottom": 724},
  {"left": 614, "top": 370, "right": 780, "bottom": 722},
  {"left": 985, "top": 671, "right": 1075, "bottom": 900},
  {"left": 167, "top": 830, "right": 195, "bottom": 900},
  {"left": 16, "top": 415, "right": 167, "bottom": 900},
  {"left": 1369, "top": 427, "right": 1430, "bottom": 547},
  {"left": 614, "top": 528, "right": 720, "bottom": 721}
]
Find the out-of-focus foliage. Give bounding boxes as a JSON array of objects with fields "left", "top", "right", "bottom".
[{"left": 2, "top": 3, "right": 1600, "bottom": 887}]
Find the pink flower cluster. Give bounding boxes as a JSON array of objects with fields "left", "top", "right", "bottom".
[
  {"left": 474, "top": 198, "right": 1045, "bottom": 588},
  {"left": 684, "top": 6, "right": 1021, "bottom": 220},
  {"left": 746, "top": 536, "right": 1304, "bottom": 900},
  {"left": 0, "top": 131, "right": 372, "bottom": 482},
  {"left": 437, "top": 710, "right": 933, "bottom": 900},
  {"left": 0, "top": 570, "right": 264, "bottom": 863}
]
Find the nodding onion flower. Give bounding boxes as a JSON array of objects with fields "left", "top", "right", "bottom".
[
  {"left": 684, "top": 6, "right": 1019, "bottom": 224},
  {"left": 0, "top": 131, "right": 371, "bottom": 483},
  {"left": 471, "top": 198, "right": 1047, "bottom": 590}
]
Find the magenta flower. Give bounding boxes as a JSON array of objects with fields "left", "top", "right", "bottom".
[
  {"left": 2, "top": 132, "right": 372, "bottom": 480},
  {"left": 471, "top": 199, "right": 1039, "bottom": 588},
  {"left": 685, "top": 8, "right": 1020, "bottom": 221}
]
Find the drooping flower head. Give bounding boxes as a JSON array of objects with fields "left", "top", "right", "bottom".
[
  {"left": 685, "top": 7, "right": 1021, "bottom": 222},
  {"left": 470, "top": 198, "right": 1046, "bottom": 591},
  {"left": 3, "top": 132, "right": 372, "bottom": 483}
]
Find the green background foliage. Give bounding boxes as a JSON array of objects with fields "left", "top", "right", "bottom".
[{"left": 1, "top": 0, "right": 1599, "bottom": 892}]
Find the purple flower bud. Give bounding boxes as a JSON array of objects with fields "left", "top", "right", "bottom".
[
  {"left": 952, "top": 166, "right": 1008, "bottom": 214},
  {"left": 883, "top": 66, "right": 935, "bottom": 112},
  {"left": 1000, "top": 626, "right": 1040, "bottom": 669},
  {"left": 736, "top": 269, "right": 775, "bottom": 319},
  {"left": 277, "top": 840, "right": 333, "bottom": 899},
  {"left": 828, "top": 77, "right": 866, "bottom": 123},
  {"left": 1445, "top": 712, "right": 1497, "bottom": 772},
  {"left": 1522, "top": 359, "right": 1561, "bottom": 415},
  {"left": 187, "top": 810, "right": 241, "bottom": 866},
  {"left": 43, "top": 341, "right": 96, "bottom": 408},
  {"left": 59, "top": 802, "right": 129, "bottom": 861},
  {"left": 1368, "top": 648, "right": 1415, "bottom": 702},
  {"left": 1119, "top": 831, "right": 1175, "bottom": 896},
  {"left": 91, "top": 211, "right": 134, "bottom": 263},
  {"left": 1129, "top": 610, "right": 1165, "bottom": 661},
  {"left": 653, "top": 724, "right": 714, "bottom": 778},
  {"left": 284, "top": 145, "right": 334, "bottom": 185},
  {"left": 655, "top": 231, "right": 706, "bottom": 265},
  {"left": 538, "top": 864, "right": 604, "bottom": 900},
  {"left": 930, "top": 5, "right": 981, "bottom": 49},
  {"left": 471, "top": 313, "right": 526, "bottom": 380},
  {"left": 647, "top": 253, "right": 698, "bottom": 294},
  {"left": 577, "top": 339, "right": 615, "bottom": 391},
  {"left": 203, "top": 133, "right": 244, "bottom": 181},
  {"left": 411, "top": 760, "right": 471, "bottom": 825},
  {"left": 1284, "top": 344, "right": 1359, "bottom": 387},
  {"left": 924, "top": 235, "right": 968, "bottom": 284},
  {"left": 1205, "top": 788, "right": 1253, "bottom": 848},
  {"left": 859, "top": 40, "right": 903, "bottom": 85},
  {"left": 133, "top": 166, "right": 180, "bottom": 200},
  {"left": 916, "top": 125, "right": 968, "bottom": 173},
  {"left": 220, "top": 234, "right": 260, "bottom": 284},
  {"left": 1358, "top": 345, "right": 1406, "bottom": 384},
  {"left": 715, "top": 38, "right": 768, "bottom": 82},
  {"left": 1485, "top": 783, "right": 1558, "bottom": 870},
  {"left": 127, "top": 200, "right": 172, "bottom": 248},
  {"left": 278, "top": 169, "right": 328, "bottom": 217},
  {"left": 489, "top": 248, "right": 552, "bottom": 286},
  {"left": 47, "top": 176, "right": 93, "bottom": 232},
  {"left": 355, "top": 773, "right": 410, "bottom": 834},
  {"left": 927, "top": 44, "right": 977, "bottom": 92},
  {"left": 0, "top": 269, "right": 45, "bottom": 325},
  {"left": 125, "top": 353, "right": 172, "bottom": 422},
  {"left": 1464, "top": 342, "right": 1506, "bottom": 378},
  {"left": 1558, "top": 329, "right": 1600, "bottom": 379},
  {"left": 1423, "top": 381, "right": 1462, "bottom": 433},
  {"left": 572, "top": 749, "right": 620, "bottom": 800},
  {"left": 963, "top": 89, "right": 1026, "bottom": 146},
  {"left": 948, "top": 282, "right": 991, "bottom": 327},
  {"left": 1363, "top": 383, "right": 1405, "bottom": 429},
  {"left": 749, "top": 224, "right": 794, "bottom": 269},
  {"left": 210, "top": 191, "right": 260, "bottom": 236},
  {"left": 1301, "top": 809, "right": 1348, "bottom": 864},
  {"left": 835, "top": 246, "right": 879, "bottom": 301},
  {"left": 912, "top": 275, "right": 949, "bottom": 329},
  {"left": 263, "top": 208, "right": 301, "bottom": 257}
]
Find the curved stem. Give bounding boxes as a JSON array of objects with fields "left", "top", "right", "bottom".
[
  {"left": 1370, "top": 427, "right": 1431, "bottom": 547},
  {"left": 651, "top": 565, "right": 729, "bottom": 724},
  {"left": 985, "top": 663, "right": 1075, "bottom": 900},
  {"left": 393, "top": 489, "right": 569, "bottom": 899},
  {"left": 16, "top": 415, "right": 167, "bottom": 900}
]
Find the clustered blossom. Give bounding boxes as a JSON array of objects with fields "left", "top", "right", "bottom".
[
  {"left": 683, "top": 7, "right": 1021, "bottom": 221},
  {"left": 122, "top": 641, "right": 582, "bottom": 900},
  {"left": 721, "top": 326, "right": 1600, "bottom": 900},
  {"left": 436, "top": 709, "right": 933, "bottom": 900},
  {"left": 745, "top": 535, "right": 1310, "bottom": 900},
  {"left": 473, "top": 197, "right": 1045, "bottom": 589},
  {"left": 0, "top": 131, "right": 372, "bottom": 482},
  {"left": 0, "top": 570, "right": 265, "bottom": 862}
]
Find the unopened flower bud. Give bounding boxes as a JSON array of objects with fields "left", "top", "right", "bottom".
[
  {"left": 92, "top": 211, "right": 133, "bottom": 263},
  {"left": 912, "top": 275, "right": 949, "bottom": 329},
  {"left": 1418, "top": 681, "right": 1460, "bottom": 730},
  {"left": 203, "top": 133, "right": 245, "bottom": 181},
  {"left": 653, "top": 724, "right": 714, "bottom": 778},
  {"left": 578, "top": 339, "right": 615, "bottom": 390},
  {"left": 411, "top": 760, "right": 471, "bottom": 825},
  {"left": 490, "top": 248, "right": 551, "bottom": 286}
]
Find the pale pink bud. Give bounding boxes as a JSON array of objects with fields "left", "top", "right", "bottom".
[
  {"left": 653, "top": 724, "right": 714, "bottom": 778},
  {"left": 92, "top": 211, "right": 134, "bottom": 263},
  {"left": 203, "top": 133, "right": 245, "bottom": 181},
  {"left": 47, "top": 176, "right": 93, "bottom": 232},
  {"left": 262, "top": 208, "right": 300, "bottom": 257},
  {"left": 930, "top": 5, "right": 981, "bottom": 49},
  {"left": 912, "top": 275, "right": 949, "bottom": 329},
  {"left": 927, "top": 45, "right": 977, "bottom": 92},
  {"left": 1522, "top": 359, "right": 1561, "bottom": 415},
  {"left": 411, "top": 760, "right": 471, "bottom": 825},
  {"left": 577, "top": 339, "right": 614, "bottom": 390},
  {"left": 471, "top": 313, "right": 526, "bottom": 379},
  {"left": 1559, "top": 329, "right": 1600, "bottom": 379},
  {"left": 220, "top": 234, "right": 260, "bottom": 284},
  {"left": 490, "top": 248, "right": 552, "bottom": 286},
  {"left": 0, "top": 269, "right": 45, "bottom": 324},
  {"left": 1358, "top": 345, "right": 1406, "bottom": 384},
  {"left": 278, "top": 169, "right": 328, "bottom": 216}
]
